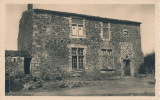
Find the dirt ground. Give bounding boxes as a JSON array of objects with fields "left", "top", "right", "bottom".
[{"left": 7, "top": 76, "right": 155, "bottom": 96}]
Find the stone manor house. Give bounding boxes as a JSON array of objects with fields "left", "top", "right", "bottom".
[{"left": 6, "top": 4, "right": 143, "bottom": 77}]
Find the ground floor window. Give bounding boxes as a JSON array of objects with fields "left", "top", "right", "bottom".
[{"left": 71, "top": 48, "right": 84, "bottom": 70}]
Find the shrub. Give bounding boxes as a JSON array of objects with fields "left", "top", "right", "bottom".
[
  {"left": 80, "top": 69, "right": 101, "bottom": 81},
  {"left": 5, "top": 75, "right": 43, "bottom": 92},
  {"left": 8, "top": 77, "right": 24, "bottom": 92},
  {"left": 39, "top": 65, "right": 70, "bottom": 81},
  {"left": 144, "top": 52, "right": 155, "bottom": 74},
  {"left": 138, "top": 63, "right": 146, "bottom": 74},
  {"left": 148, "top": 80, "right": 155, "bottom": 85},
  {"left": 138, "top": 52, "right": 155, "bottom": 75}
]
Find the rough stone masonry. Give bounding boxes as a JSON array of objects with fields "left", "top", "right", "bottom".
[{"left": 18, "top": 4, "right": 143, "bottom": 77}]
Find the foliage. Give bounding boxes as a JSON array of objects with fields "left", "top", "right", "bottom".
[
  {"left": 138, "top": 52, "right": 155, "bottom": 74},
  {"left": 139, "top": 63, "right": 146, "bottom": 74},
  {"left": 5, "top": 74, "right": 43, "bottom": 92},
  {"left": 39, "top": 64, "right": 70, "bottom": 81},
  {"left": 144, "top": 52, "right": 155, "bottom": 74}
]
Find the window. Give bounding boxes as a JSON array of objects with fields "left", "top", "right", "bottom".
[
  {"left": 71, "top": 18, "right": 85, "bottom": 37},
  {"left": 101, "top": 49, "right": 107, "bottom": 55},
  {"left": 101, "top": 49, "right": 112, "bottom": 56},
  {"left": 101, "top": 22, "right": 110, "bottom": 40},
  {"left": 11, "top": 57, "right": 17, "bottom": 63},
  {"left": 100, "top": 49, "right": 114, "bottom": 70},
  {"left": 72, "top": 24, "right": 78, "bottom": 36},
  {"left": 123, "top": 29, "right": 128, "bottom": 37},
  {"left": 72, "top": 56, "right": 77, "bottom": 69},
  {"left": 71, "top": 48, "right": 84, "bottom": 69},
  {"left": 78, "top": 25, "right": 83, "bottom": 36},
  {"left": 107, "top": 49, "right": 112, "bottom": 55},
  {"left": 72, "top": 48, "right": 77, "bottom": 55}
]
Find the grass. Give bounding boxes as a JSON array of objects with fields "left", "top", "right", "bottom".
[{"left": 6, "top": 75, "right": 155, "bottom": 96}]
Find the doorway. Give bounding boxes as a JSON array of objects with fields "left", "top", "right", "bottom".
[
  {"left": 24, "top": 58, "right": 31, "bottom": 74},
  {"left": 123, "top": 60, "right": 131, "bottom": 76}
]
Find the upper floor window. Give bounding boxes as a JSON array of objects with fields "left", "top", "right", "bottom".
[
  {"left": 11, "top": 57, "right": 17, "bottom": 63},
  {"left": 107, "top": 49, "right": 113, "bottom": 55},
  {"left": 70, "top": 18, "right": 85, "bottom": 38},
  {"left": 123, "top": 29, "right": 128, "bottom": 37},
  {"left": 71, "top": 18, "right": 83, "bottom": 36},
  {"left": 101, "top": 22, "right": 110, "bottom": 40}
]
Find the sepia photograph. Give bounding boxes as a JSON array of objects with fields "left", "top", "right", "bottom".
[{"left": 4, "top": 4, "right": 156, "bottom": 96}]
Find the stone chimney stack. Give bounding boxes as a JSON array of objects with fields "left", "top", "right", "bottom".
[{"left": 28, "top": 4, "right": 33, "bottom": 10}]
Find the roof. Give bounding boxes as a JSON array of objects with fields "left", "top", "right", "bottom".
[
  {"left": 33, "top": 9, "right": 141, "bottom": 25},
  {"left": 5, "top": 50, "right": 31, "bottom": 58}
]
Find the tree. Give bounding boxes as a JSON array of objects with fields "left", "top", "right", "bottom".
[
  {"left": 139, "top": 52, "right": 155, "bottom": 74},
  {"left": 144, "top": 52, "right": 155, "bottom": 74}
]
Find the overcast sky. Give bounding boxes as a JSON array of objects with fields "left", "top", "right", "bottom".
[{"left": 5, "top": 4, "right": 155, "bottom": 55}]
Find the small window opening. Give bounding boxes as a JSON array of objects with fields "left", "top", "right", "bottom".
[{"left": 123, "top": 29, "right": 128, "bottom": 37}]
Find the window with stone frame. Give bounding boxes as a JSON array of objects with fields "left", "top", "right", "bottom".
[
  {"left": 100, "top": 49, "right": 114, "bottom": 70},
  {"left": 101, "top": 22, "right": 110, "bottom": 40},
  {"left": 71, "top": 48, "right": 84, "bottom": 69},
  {"left": 71, "top": 18, "right": 85, "bottom": 37}
]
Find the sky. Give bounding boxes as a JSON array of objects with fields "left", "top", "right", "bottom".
[{"left": 5, "top": 4, "right": 155, "bottom": 55}]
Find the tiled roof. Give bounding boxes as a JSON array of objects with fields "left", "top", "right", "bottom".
[
  {"left": 33, "top": 9, "right": 141, "bottom": 25},
  {"left": 5, "top": 50, "right": 31, "bottom": 57}
]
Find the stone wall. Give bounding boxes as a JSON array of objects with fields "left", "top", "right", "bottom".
[
  {"left": 31, "top": 13, "right": 70, "bottom": 77},
  {"left": 5, "top": 57, "right": 24, "bottom": 76},
  {"left": 18, "top": 11, "right": 33, "bottom": 53},
  {"left": 18, "top": 10, "right": 143, "bottom": 77},
  {"left": 111, "top": 23, "right": 143, "bottom": 75}
]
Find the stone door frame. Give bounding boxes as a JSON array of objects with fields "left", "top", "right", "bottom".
[
  {"left": 122, "top": 59, "right": 131, "bottom": 76},
  {"left": 120, "top": 42, "right": 134, "bottom": 76}
]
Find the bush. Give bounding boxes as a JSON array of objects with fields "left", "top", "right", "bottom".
[
  {"left": 148, "top": 81, "right": 155, "bottom": 85},
  {"left": 7, "top": 77, "right": 24, "bottom": 92},
  {"left": 40, "top": 65, "right": 70, "bottom": 81},
  {"left": 5, "top": 75, "right": 43, "bottom": 92},
  {"left": 138, "top": 52, "right": 155, "bottom": 75},
  {"left": 80, "top": 69, "right": 101, "bottom": 81},
  {"left": 139, "top": 63, "right": 146, "bottom": 74}
]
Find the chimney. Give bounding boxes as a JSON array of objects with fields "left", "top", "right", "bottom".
[{"left": 28, "top": 4, "right": 33, "bottom": 10}]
